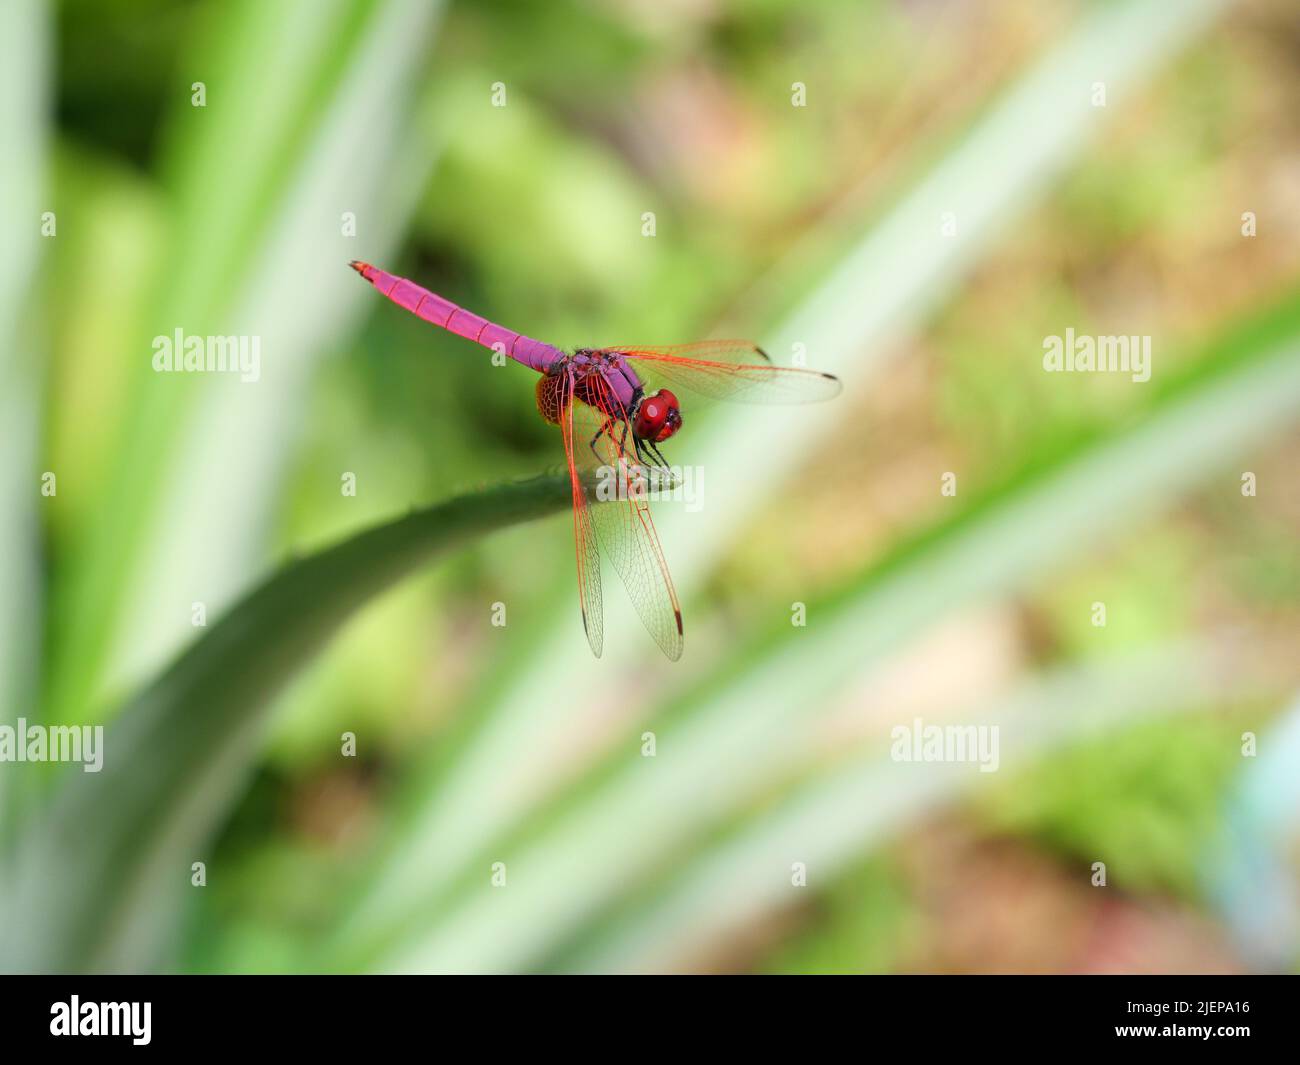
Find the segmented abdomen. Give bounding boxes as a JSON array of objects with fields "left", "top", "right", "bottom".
[{"left": 350, "top": 261, "right": 564, "bottom": 374}]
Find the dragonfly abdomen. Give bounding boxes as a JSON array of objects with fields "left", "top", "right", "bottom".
[{"left": 349, "top": 261, "right": 563, "bottom": 373}]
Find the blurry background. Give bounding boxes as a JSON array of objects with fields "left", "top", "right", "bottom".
[{"left": 1, "top": 0, "right": 1299, "bottom": 973}]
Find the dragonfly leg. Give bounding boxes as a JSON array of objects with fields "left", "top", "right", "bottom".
[
  {"left": 588, "top": 416, "right": 623, "bottom": 464},
  {"left": 588, "top": 427, "right": 607, "bottom": 464},
  {"left": 644, "top": 440, "right": 674, "bottom": 480},
  {"left": 593, "top": 417, "right": 670, "bottom": 490},
  {"left": 628, "top": 434, "right": 675, "bottom": 489},
  {"left": 626, "top": 426, "right": 649, "bottom": 467}
]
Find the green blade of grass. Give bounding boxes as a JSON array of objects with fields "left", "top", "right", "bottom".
[
  {"left": 0, "top": 474, "right": 570, "bottom": 973},
  {"left": 103, "top": 0, "right": 444, "bottom": 704},
  {"left": 563, "top": 642, "right": 1271, "bottom": 972},
  {"left": 0, "top": 0, "right": 49, "bottom": 848},
  {"left": 45, "top": 0, "right": 442, "bottom": 726}
]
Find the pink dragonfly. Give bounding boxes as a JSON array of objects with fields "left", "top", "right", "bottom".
[{"left": 350, "top": 261, "right": 840, "bottom": 660}]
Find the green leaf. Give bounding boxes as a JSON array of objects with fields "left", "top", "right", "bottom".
[
  {"left": 0, "top": 474, "right": 570, "bottom": 973},
  {"left": 0, "top": 0, "right": 50, "bottom": 847},
  {"left": 563, "top": 643, "right": 1259, "bottom": 973}
]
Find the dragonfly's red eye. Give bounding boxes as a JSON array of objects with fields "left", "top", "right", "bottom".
[
  {"left": 635, "top": 389, "right": 682, "bottom": 442},
  {"left": 634, "top": 395, "right": 665, "bottom": 438},
  {"left": 655, "top": 392, "right": 682, "bottom": 442}
]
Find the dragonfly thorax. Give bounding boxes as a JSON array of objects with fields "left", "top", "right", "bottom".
[{"left": 534, "top": 349, "right": 650, "bottom": 427}]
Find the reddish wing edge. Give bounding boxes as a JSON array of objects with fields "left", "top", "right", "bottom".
[
  {"left": 605, "top": 342, "right": 842, "bottom": 405},
  {"left": 559, "top": 368, "right": 605, "bottom": 658},
  {"left": 612, "top": 340, "right": 773, "bottom": 365}
]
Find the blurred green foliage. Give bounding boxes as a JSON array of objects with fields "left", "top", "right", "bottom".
[{"left": 980, "top": 715, "right": 1246, "bottom": 897}]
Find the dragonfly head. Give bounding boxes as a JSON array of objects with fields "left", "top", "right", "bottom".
[{"left": 633, "top": 389, "right": 682, "bottom": 443}]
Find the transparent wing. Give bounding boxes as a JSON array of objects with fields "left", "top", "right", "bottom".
[
  {"left": 558, "top": 369, "right": 604, "bottom": 658},
  {"left": 600, "top": 341, "right": 842, "bottom": 404},
  {"left": 570, "top": 374, "right": 684, "bottom": 661}
]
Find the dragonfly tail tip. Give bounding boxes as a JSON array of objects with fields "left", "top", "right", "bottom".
[{"left": 348, "top": 260, "right": 372, "bottom": 277}]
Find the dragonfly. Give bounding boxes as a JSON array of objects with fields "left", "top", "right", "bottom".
[{"left": 350, "top": 261, "right": 841, "bottom": 661}]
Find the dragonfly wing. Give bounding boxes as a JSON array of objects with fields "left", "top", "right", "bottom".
[
  {"left": 611, "top": 340, "right": 774, "bottom": 365},
  {"left": 571, "top": 375, "right": 684, "bottom": 661},
  {"left": 605, "top": 342, "right": 842, "bottom": 404},
  {"left": 559, "top": 369, "right": 604, "bottom": 657}
]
